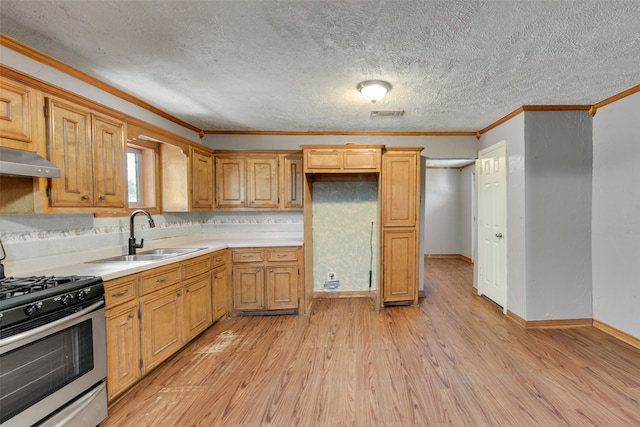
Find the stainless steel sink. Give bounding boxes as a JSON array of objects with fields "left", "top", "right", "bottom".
[
  {"left": 87, "top": 248, "right": 205, "bottom": 263},
  {"left": 138, "top": 248, "right": 205, "bottom": 255},
  {"left": 89, "top": 254, "right": 171, "bottom": 263}
]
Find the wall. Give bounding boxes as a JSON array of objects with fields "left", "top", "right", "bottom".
[
  {"left": 204, "top": 133, "right": 478, "bottom": 159},
  {"left": 478, "top": 113, "right": 527, "bottom": 317},
  {"left": 311, "top": 180, "right": 378, "bottom": 291},
  {"left": 592, "top": 91, "right": 640, "bottom": 338},
  {"left": 524, "top": 111, "right": 592, "bottom": 320},
  {"left": 459, "top": 165, "right": 475, "bottom": 260}
]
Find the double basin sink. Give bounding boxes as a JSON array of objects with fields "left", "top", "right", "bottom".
[{"left": 89, "top": 248, "right": 206, "bottom": 263}]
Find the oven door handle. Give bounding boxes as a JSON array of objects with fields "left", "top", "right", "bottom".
[{"left": 0, "top": 300, "right": 105, "bottom": 347}]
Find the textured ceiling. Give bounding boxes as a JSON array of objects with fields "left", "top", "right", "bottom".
[{"left": 1, "top": 1, "right": 639, "bottom": 133}]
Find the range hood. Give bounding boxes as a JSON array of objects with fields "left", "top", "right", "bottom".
[{"left": 0, "top": 146, "right": 61, "bottom": 178}]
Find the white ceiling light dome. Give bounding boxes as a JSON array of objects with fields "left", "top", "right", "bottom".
[{"left": 357, "top": 80, "right": 392, "bottom": 104}]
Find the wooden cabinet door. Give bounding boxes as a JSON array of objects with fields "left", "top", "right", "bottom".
[
  {"left": 343, "top": 148, "right": 380, "bottom": 171},
  {"left": 92, "top": 113, "right": 126, "bottom": 208},
  {"left": 233, "top": 265, "right": 264, "bottom": 310},
  {"left": 212, "top": 266, "right": 228, "bottom": 321},
  {"left": 216, "top": 156, "right": 245, "bottom": 208},
  {"left": 184, "top": 274, "right": 212, "bottom": 341},
  {"left": 0, "top": 76, "right": 41, "bottom": 151},
  {"left": 382, "top": 151, "right": 418, "bottom": 226},
  {"left": 266, "top": 265, "right": 298, "bottom": 310},
  {"left": 47, "top": 98, "right": 93, "bottom": 207},
  {"left": 247, "top": 156, "right": 279, "bottom": 208},
  {"left": 140, "top": 285, "right": 183, "bottom": 372},
  {"left": 106, "top": 302, "right": 140, "bottom": 401},
  {"left": 191, "top": 148, "right": 214, "bottom": 209},
  {"left": 283, "top": 154, "right": 303, "bottom": 209},
  {"left": 383, "top": 229, "right": 417, "bottom": 303},
  {"left": 305, "top": 149, "right": 342, "bottom": 171}
]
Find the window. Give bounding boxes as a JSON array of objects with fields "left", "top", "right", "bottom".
[
  {"left": 127, "top": 148, "right": 143, "bottom": 205},
  {"left": 126, "top": 140, "right": 159, "bottom": 212}
]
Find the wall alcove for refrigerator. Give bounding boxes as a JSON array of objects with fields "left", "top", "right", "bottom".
[{"left": 301, "top": 144, "right": 423, "bottom": 312}]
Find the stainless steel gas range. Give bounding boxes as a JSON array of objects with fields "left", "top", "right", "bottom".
[{"left": 0, "top": 242, "right": 107, "bottom": 427}]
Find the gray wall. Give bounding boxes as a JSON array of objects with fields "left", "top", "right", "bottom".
[
  {"left": 203, "top": 133, "right": 478, "bottom": 158},
  {"left": 479, "top": 114, "right": 527, "bottom": 317},
  {"left": 525, "top": 111, "right": 593, "bottom": 320},
  {"left": 424, "top": 165, "right": 474, "bottom": 259},
  {"left": 592, "top": 91, "right": 640, "bottom": 338}
]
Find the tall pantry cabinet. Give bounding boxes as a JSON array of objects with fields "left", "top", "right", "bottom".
[{"left": 381, "top": 148, "right": 422, "bottom": 306}]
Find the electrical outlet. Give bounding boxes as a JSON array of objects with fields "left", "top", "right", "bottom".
[{"left": 328, "top": 272, "right": 336, "bottom": 281}]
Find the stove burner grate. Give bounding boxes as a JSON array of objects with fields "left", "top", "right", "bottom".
[{"left": 0, "top": 276, "right": 83, "bottom": 300}]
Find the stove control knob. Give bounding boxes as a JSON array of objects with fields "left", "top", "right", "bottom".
[
  {"left": 60, "top": 294, "right": 73, "bottom": 306},
  {"left": 25, "top": 302, "right": 43, "bottom": 316},
  {"left": 76, "top": 290, "right": 87, "bottom": 301}
]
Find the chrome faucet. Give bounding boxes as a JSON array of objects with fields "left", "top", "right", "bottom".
[{"left": 129, "top": 209, "right": 156, "bottom": 255}]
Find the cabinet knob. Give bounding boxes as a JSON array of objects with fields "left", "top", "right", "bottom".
[
  {"left": 81, "top": 195, "right": 89, "bottom": 201},
  {"left": 177, "top": 292, "right": 182, "bottom": 297},
  {"left": 128, "top": 313, "right": 133, "bottom": 319},
  {"left": 99, "top": 195, "right": 106, "bottom": 201}
]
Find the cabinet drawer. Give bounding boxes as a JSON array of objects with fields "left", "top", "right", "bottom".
[
  {"left": 211, "top": 249, "right": 227, "bottom": 269},
  {"left": 182, "top": 254, "right": 211, "bottom": 279},
  {"left": 232, "top": 249, "right": 265, "bottom": 263},
  {"left": 266, "top": 248, "right": 299, "bottom": 262},
  {"left": 139, "top": 263, "right": 181, "bottom": 295},
  {"left": 105, "top": 274, "right": 137, "bottom": 307}
]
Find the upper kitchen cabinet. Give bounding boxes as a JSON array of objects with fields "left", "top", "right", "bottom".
[
  {"left": 191, "top": 147, "right": 214, "bottom": 210},
  {"left": 0, "top": 75, "right": 45, "bottom": 153},
  {"left": 161, "top": 143, "right": 214, "bottom": 211},
  {"left": 46, "top": 97, "right": 127, "bottom": 211},
  {"left": 214, "top": 151, "right": 302, "bottom": 210},
  {"left": 282, "top": 153, "right": 303, "bottom": 209},
  {"left": 381, "top": 149, "right": 421, "bottom": 227},
  {"left": 301, "top": 145, "right": 383, "bottom": 173}
]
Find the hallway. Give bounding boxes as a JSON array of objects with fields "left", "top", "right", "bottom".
[{"left": 103, "top": 258, "right": 640, "bottom": 426}]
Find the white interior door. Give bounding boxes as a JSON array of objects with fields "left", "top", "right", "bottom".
[{"left": 477, "top": 141, "right": 507, "bottom": 311}]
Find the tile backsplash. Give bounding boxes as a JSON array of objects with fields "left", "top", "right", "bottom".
[{"left": 0, "top": 211, "right": 303, "bottom": 262}]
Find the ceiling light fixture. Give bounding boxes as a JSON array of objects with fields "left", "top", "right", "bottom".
[{"left": 357, "top": 80, "right": 391, "bottom": 104}]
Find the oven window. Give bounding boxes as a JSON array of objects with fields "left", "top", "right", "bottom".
[{"left": 0, "top": 320, "right": 94, "bottom": 423}]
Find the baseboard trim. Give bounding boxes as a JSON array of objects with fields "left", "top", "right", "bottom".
[
  {"left": 424, "top": 254, "right": 473, "bottom": 263},
  {"left": 593, "top": 320, "right": 640, "bottom": 350},
  {"left": 313, "top": 290, "right": 376, "bottom": 299},
  {"left": 506, "top": 311, "right": 591, "bottom": 329}
]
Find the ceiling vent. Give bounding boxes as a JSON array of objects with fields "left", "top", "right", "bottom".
[{"left": 370, "top": 109, "right": 405, "bottom": 117}]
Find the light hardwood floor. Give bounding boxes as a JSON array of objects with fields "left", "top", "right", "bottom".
[{"left": 102, "top": 258, "right": 640, "bottom": 426}]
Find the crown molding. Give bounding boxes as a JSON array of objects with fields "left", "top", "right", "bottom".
[{"left": 0, "top": 34, "right": 202, "bottom": 135}]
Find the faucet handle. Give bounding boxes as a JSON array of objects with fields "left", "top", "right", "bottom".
[{"left": 137, "top": 238, "right": 144, "bottom": 248}]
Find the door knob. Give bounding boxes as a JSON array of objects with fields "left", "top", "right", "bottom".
[{"left": 496, "top": 233, "right": 504, "bottom": 239}]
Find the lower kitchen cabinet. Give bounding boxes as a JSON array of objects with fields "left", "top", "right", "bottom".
[
  {"left": 211, "top": 249, "right": 229, "bottom": 321},
  {"left": 184, "top": 273, "right": 213, "bottom": 341},
  {"left": 266, "top": 266, "right": 298, "bottom": 310},
  {"left": 382, "top": 228, "right": 417, "bottom": 303},
  {"left": 140, "top": 283, "right": 184, "bottom": 373},
  {"left": 233, "top": 265, "right": 265, "bottom": 310},
  {"left": 105, "top": 301, "right": 140, "bottom": 401},
  {"left": 212, "top": 266, "right": 229, "bottom": 321},
  {"left": 231, "top": 247, "right": 300, "bottom": 313}
]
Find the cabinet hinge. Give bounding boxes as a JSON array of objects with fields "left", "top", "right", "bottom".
[
  {"left": 139, "top": 359, "right": 143, "bottom": 370},
  {"left": 138, "top": 308, "right": 142, "bottom": 319},
  {"left": 43, "top": 105, "right": 48, "bottom": 117},
  {"left": 46, "top": 187, "right": 51, "bottom": 198}
]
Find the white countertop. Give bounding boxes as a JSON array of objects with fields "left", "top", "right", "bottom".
[{"left": 18, "top": 234, "right": 303, "bottom": 281}]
